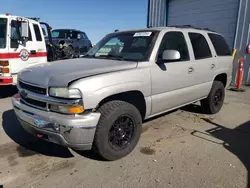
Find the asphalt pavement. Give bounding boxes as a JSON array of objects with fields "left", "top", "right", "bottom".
[{"left": 0, "top": 87, "right": 250, "bottom": 188}]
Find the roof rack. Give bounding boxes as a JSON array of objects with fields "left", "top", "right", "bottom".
[
  {"left": 168, "top": 25, "right": 215, "bottom": 32},
  {"left": 27, "top": 17, "right": 40, "bottom": 21}
]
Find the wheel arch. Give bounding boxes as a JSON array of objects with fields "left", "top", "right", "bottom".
[
  {"left": 213, "top": 73, "right": 227, "bottom": 87},
  {"left": 96, "top": 90, "right": 147, "bottom": 120}
]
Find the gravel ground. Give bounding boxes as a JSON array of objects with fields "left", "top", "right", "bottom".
[{"left": 0, "top": 87, "right": 250, "bottom": 188}]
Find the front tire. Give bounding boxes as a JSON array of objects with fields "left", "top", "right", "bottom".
[
  {"left": 93, "top": 100, "right": 142, "bottom": 161},
  {"left": 201, "top": 81, "right": 225, "bottom": 114}
]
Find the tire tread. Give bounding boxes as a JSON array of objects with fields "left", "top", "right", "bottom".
[{"left": 93, "top": 100, "right": 141, "bottom": 160}]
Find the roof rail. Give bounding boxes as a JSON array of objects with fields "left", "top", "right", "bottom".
[{"left": 168, "top": 25, "right": 215, "bottom": 32}]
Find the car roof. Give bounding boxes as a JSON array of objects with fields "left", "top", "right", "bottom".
[
  {"left": 113, "top": 26, "right": 220, "bottom": 35},
  {"left": 52, "top": 29, "right": 83, "bottom": 32}
]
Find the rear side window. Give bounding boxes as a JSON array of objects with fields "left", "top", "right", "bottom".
[
  {"left": 33, "top": 24, "right": 42, "bottom": 41},
  {"left": 189, "top": 33, "right": 212, "bottom": 59},
  {"left": 83, "top": 32, "right": 88, "bottom": 39},
  {"left": 158, "top": 31, "right": 190, "bottom": 61},
  {"left": 208, "top": 33, "right": 232, "bottom": 56}
]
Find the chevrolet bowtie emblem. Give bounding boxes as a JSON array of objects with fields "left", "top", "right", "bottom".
[{"left": 20, "top": 90, "right": 28, "bottom": 98}]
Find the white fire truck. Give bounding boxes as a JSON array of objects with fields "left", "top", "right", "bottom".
[
  {"left": 0, "top": 14, "right": 50, "bottom": 86},
  {"left": 0, "top": 14, "right": 76, "bottom": 86}
]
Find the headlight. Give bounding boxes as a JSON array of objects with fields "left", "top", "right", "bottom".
[{"left": 49, "top": 87, "right": 81, "bottom": 99}]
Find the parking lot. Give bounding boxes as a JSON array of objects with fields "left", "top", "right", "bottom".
[{"left": 0, "top": 87, "right": 250, "bottom": 188}]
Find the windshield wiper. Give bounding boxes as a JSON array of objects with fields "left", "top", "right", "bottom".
[{"left": 99, "top": 54, "right": 124, "bottom": 61}]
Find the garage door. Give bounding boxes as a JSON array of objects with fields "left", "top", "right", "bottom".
[{"left": 167, "top": 0, "right": 239, "bottom": 49}]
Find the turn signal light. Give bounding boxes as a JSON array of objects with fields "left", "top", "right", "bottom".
[
  {"left": 0, "top": 61, "right": 9, "bottom": 66},
  {"left": 69, "top": 106, "right": 84, "bottom": 114},
  {"left": 0, "top": 68, "right": 9, "bottom": 73}
]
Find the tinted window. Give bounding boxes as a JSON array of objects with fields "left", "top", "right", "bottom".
[
  {"left": 80, "top": 33, "right": 85, "bottom": 39},
  {"left": 189, "top": 33, "right": 212, "bottom": 59},
  {"left": 158, "top": 31, "right": 189, "bottom": 61},
  {"left": 33, "top": 24, "right": 42, "bottom": 41},
  {"left": 83, "top": 32, "right": 88, "bottom": 39},
  {"left": 208, "top": 33, "right": 231, "bottom": 56},
  {"left": 52, "top": 30, "right": 78, "bottom": 39}
]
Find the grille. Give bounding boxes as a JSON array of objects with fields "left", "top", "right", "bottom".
[
  {"left": 21, "top": 98, "right": 47, "bottom": 110},
  {"left": 19, "top": 81, "right": 46, "bottom": 95},
  {"left": 19, "top": 80, "right": 47, "bottom": 110}
]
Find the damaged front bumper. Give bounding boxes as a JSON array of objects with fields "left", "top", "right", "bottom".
[{"left": 11, "top": 94, "right": 101, "bottom": 151}]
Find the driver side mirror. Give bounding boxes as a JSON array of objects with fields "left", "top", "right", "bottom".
[
  {"left": 161, "top": 50, "right": 181, "bottom": 61},
  {"left": 21, "top": 22, "right": 29, "bottom": 38}
]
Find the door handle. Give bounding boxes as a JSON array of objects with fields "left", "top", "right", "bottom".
[
  {"left": 188, "top": 67, "right": 194, "bottom": 73},
  {"left": 211, "top": 64, "right": 215, "bottom": 69},
  {"left": 30, "top": 50, "right": 36, "bottom": 55}
]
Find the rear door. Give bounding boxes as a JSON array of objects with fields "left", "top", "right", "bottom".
[{"left": 186, "top": 31, "right": 216, "bottom": 97}]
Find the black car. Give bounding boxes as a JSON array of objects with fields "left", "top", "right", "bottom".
[{"left": 46, "top": 29, "right": 93, "bottom": 58}]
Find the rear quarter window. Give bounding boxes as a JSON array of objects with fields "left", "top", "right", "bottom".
[{"left": 208, "top": 33, "right": 232, "bottom": 56}]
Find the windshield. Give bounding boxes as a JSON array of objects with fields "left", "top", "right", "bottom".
[
  {"left": 86, "top": 30, "right": 159, "bottom": 62},
  {"left": 0, "top": 18, "right": 7, "bottom": 49},
  {"left": 52, "top": 29, "right": 77, "bottom": 39}
]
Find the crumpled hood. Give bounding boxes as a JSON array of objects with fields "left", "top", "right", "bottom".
[{"left": 18, "top": 58, "right": 138, "bottom": 87}]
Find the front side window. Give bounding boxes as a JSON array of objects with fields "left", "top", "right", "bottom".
[
  {"left": 189, "top": 32, "right": 212, "bottom": 59},
  {"left": 10, "top": 20, "right": 32, "bottom": 48},
  {"left": 208, "top": 33, "right": 232, "bottom": 56},
  {"left": 0, "top": 18, "right": 7, "bottom": 48},
  {"left": 86, "top": 30, "right": 159, "bottom": 61},
  {"left": 157, "top": 31, "right": 190, "bottom": 61},
  {"left": 33, "top": 24, "right": 42, "bottom": 41}
]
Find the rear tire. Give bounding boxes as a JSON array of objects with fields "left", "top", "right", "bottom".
[
  {"left": 62, "top": 46, "right": 74, "bottom": 59},
  {"left": 93, "top": 100, "right": 142, "bottom": 161},
  {"left": 201, "top": 81, "right": 225, "bottom": 114}
]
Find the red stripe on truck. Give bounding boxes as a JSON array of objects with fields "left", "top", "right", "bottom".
[{"left": 0, "top": 52, "right": 47, "bottom": 59}]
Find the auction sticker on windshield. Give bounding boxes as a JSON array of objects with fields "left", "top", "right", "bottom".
[{"left": 133, "top": 32, "right": 152, "bottom": 37}]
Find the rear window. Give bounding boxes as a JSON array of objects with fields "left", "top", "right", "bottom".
[
  {"left": 208, "top": 33, "right": 232, "bottom": 56},
  {"left": 188, "top": 32, "right": 212, "bottom": 60}
]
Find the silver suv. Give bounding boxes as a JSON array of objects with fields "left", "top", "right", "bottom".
[{"left": 12, "top": 26, "right": 233, "bottom": 161}]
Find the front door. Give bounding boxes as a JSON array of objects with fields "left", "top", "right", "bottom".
[
  {"left": 8, "top": 19, "right": 47, "bottom": 76},
  {"left": 150, "top": 31, "right": 198, "bottom": 115}
]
